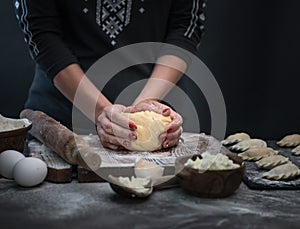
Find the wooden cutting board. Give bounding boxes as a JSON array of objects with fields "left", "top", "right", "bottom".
[
  {"left": 28, "top": 140, "right": 73, "bottom": 183},
  {"left": 28, "top": 132, "right": 222, "bottom": 183}
]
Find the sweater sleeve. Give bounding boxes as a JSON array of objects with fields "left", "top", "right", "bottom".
[
  {"left": 14, "top": 0, "right": 79, "bottom": 80},
  {"left": 161, "top": 0, "right": 207, "bottom": 64}
]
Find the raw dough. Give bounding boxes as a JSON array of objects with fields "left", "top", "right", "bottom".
[
  {"left": 263, "top": 163, "right": 300, "bottom": 180},
  {"left": 277, "top": 134, "right": 300, "bottom": 147},
  {"left": 238, "top": 147, "right": 278, "bottom": 161},
  {"left": 124, "top": 111, "right": 172, "bottom": 151},
  {"left": 221, "top": 132, "right": 250, "bottom": 145},
  {"left": 255, "top": 155, "right": 289, "bottom": 169},
  {"left": 230, "top": 139, "right": 267, "bottom": 152},
  {"left": 292, "top": 145, "right": 300, "bottom": 156}
]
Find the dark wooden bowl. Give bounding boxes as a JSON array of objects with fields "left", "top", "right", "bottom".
[
  {"left": 108, "top": 175, "right": 153, "bottom": 199},
  {"left": 0, "top": 122, "right": 32, "bottom": 152},
  {"left": 175, "top": 153, "right": 245, "bottom": 198}
]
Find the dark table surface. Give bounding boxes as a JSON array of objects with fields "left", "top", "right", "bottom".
[{"left": 1, "top": 177, "right": 299, "bottom": 229}]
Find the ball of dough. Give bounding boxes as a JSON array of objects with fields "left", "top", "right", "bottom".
[{"left": 124, "top": 111, "right": 172, "bottom": 151}]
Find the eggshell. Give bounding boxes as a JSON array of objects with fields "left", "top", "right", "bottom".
[
  {"left": 0, "top": 150, "right": 25, "bottom": 179},
  {"left": 13, "top": 157, "right": 47, "bottom": 187},
  {"left": 134, "top": 166, "right": 164, "bottom": 180},
  {"left": 134, "top": 157, "right": 164, "bottom": 180}
]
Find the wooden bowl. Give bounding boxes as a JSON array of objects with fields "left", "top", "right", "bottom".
[
  {"left": 175, "top": 153, "right": 245, "bottom": 198},
  {"left": 0, "top": 121, "right": 32, "bottom": 152},
  {"left": 108, "top": 175, "right": 153, "bottom": 199}
]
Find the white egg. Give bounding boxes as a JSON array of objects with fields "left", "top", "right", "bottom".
[
  {"left": 0, "top": 150, "right": 25, "bottom": 179},
  {"left": 13, "top": 157, "right": 47, "bottom": 187}
]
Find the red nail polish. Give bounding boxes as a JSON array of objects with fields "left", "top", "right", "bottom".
[
  {"left": 167, "top": 128, "right": 172, "bottom": 133},
  {"left": 129, "top": 123, "right": 137, "bottom": 130},
  {"left": 163, "top": 108, "right": 170, "bottom": 113},
  {"left": 164, "top": 142, "right": 169, "bottom": 148}
]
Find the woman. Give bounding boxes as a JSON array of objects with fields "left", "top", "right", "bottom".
[{"left": 14, "top": 0, "right": 206, "bottom": 150}]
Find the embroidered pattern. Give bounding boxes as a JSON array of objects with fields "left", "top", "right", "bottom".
[
  {"left": 96, "top": 0, "right": 132, "bottom": 45},
  {"left": 16, "top": 0, "right": 39, "bottom": 56},
  {"left": 184, "top": 0, "right": 206, "bottom": 38}
]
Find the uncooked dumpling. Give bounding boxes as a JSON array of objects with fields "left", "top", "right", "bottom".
[
  {"left": 221, "top": 132, "right": 250, "bottom": 146},
  {"left": 263, "top": 163, "right": 300, "bottom": 180},
  {"left": 277, "top": 134, "right": 300, "bottom": 147},
  {"left": 124, "top": 111, "right": 172, "bottom": 151},
  {"left": 230, "top": 139, "right": 267, "bottom": 152},
  {"left": 238, "top": 147, "right": 278, "bottom": 161},
  {"left": 292, "top": 145, "right": 300, "bottom": 156},
  {"left": 255, "top": 155, "right": 289, "bottom": 169}
]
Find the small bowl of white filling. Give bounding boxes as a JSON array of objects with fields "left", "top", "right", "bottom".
[{"left": 175, "top": 151, "right": 245, "bottom": 198}]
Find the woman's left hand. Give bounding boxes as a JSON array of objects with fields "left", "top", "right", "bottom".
[{"left": 132, "top": 99, "right": 183, "bottom": 148}]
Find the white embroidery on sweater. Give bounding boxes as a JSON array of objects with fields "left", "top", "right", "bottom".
[
  {"left": 96, "top": 0, "right": 132, "bottom": 45},
  {"left": 184, "top": 0, "right": 205, "bottom": 38},
  {"left": 17, "top": 0, "right": 39, "bottom": 56}
]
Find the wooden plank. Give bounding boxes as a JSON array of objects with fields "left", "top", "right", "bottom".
[
  {"left": 28, "top": 140, "right": 73, "bottom": 183},
  {"left": 77, "top": 166, "right": 104, "bottom": 183}
]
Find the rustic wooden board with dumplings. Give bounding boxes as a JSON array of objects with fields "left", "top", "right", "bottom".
[{"left": 241, "top": 141, "right": 300, "bottom": 190}]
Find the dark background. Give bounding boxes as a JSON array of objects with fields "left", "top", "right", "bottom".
[{"left": 1, "top": 0, "right": 299, "bottom": 140}]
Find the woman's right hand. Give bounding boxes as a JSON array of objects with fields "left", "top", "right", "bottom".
[{"left": 96, "top": 104, "right": 137, "bottom": 150}]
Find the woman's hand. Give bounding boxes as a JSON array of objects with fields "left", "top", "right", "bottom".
[
  {"left": 132, "top": 99, "right": 183, "bottom": 148},
  {"left": 96, "top": 104, "right": 137, "bottom": 150}
]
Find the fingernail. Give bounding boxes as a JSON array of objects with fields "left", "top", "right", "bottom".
[
  {"left": 129, "top": 123, "right": 137, "bottom": 130},
  {"left": 123, "top": 141, "right": 130, "bottom": 147},
  {"left": 167, "top": 128, "right": 172, "bottom": 133},
  {"left": 163, "top": 108, "right": 170, "bottom": 113},
  {"left": 164, "top": 141, "right": 169, "bottom": 148},
  {"left": 130, "top": 133, "right": 137, "bottom": 140},
  {"left": 161, "top": 137, "right": 167, "bottom": 142}
]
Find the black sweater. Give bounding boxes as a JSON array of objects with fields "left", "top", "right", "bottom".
[{"left": 15, "top": 0, "right": 206, "bottom": 128}]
